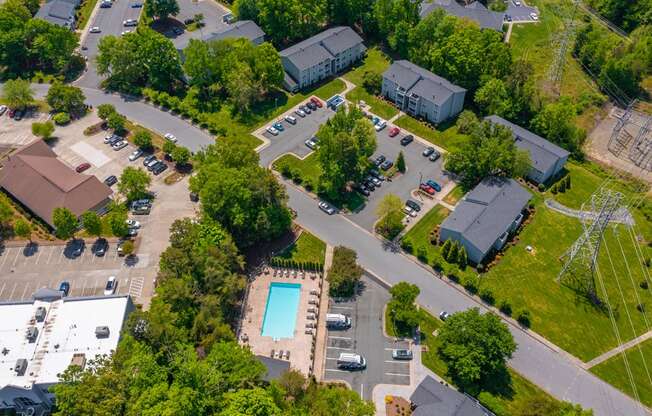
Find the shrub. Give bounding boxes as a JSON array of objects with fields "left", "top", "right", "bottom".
[
  {"left": 637, "top": 303, "right": 645, "bottom": 313},
  {"left": 304, "top": 180, "right": 314, "bottom": 192},
  {"left": 448, "top": 272, "right": 459, "bottom": 283},
  {"left": 280, "top": 164, "right": 293, "bottom": 178},
  {"left": 292, "top": 174, "right": 303, "bottom": 184},
  {"left": 476, "top": 263, "right": 485, "bottom": 273},
  {"left": 432, "top": 258, "right": 442, "bottom": 272},
  {"left": 52, "top": 112, "right": 71, "bottom": 125},
  {"left": 641, "top": 280, "right": 649, "bottom": 290},
  {"left": 401, "top": 239, "right": 413, "bottom": 253},
  {"left": 551, "top": 184, "right": 558, "bottom": 194},
  {"left": 479, "top": 288, "right": 494, "bottom": 305},
  {"left": 516, "top": 308, "right": 531, "bottom": 327},
  {"left": 498, "top": 300, "right": 512, "bottom": 316},
  {"left": 537, "top": 183, "right": 545, "bottom": 192},
  {"left": 565, "top": 175, "right": 571, "bottom": 189},
  {"left": 416, "top": 246, "right": 428, "bottom": 262},
  {"left": 462, "top": 275, "right": 479, "bottom": 294}
]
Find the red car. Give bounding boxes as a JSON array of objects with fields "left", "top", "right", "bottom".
[
  {"left": 310, "top": 97, "right": 323, "bottom": 108},
  {"left": 75, "top": 162, "right": 91, "bottom": 173},
  {"left": 388, "top": 127, "right": 400, "bottom": 137},
  {"left": 419, "top": 183, "right": 435, "bottom": 195}
]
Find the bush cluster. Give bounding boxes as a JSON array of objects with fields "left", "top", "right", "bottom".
[{"left": 269, "top": 256, "right": 323, "bottom": 271}]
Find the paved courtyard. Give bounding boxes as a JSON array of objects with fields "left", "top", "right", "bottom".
[
  {"left": 240, "top": 266, "right": 325, "bottom": 375},
  {"left": 323, "top": 274, "right": 410, "bottom": 400},
  {"left": 0, "top": 110, "right": 49, "bottom": 148}
]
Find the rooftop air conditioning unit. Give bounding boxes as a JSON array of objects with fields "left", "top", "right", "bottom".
[
  {"left": 95, "top": 326, "right": 110, "bottom": 338},
  {"left": 26, "top": 327, "right": 38, "bottom": 342},
  {"left": 14, "top": 358, "right": 27, "bottom": 375},
  {"left": 34, "top": 307, "right": 46, "bottom": 322}
]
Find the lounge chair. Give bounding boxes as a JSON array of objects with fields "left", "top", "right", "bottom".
[
  {"left": 284, "top": 351, "right": 290, "bottom": 360},
  {"left": 271, "top": 349, "right": 275, "bottom": 357}
]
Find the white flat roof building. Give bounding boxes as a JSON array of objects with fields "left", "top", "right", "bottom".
[{"left": 0, "top": 290, "right": 133, "bottom": 415}]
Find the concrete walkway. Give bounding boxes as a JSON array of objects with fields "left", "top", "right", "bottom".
[
  {"left": 544, "top": 199, "right": 634, "bottom": 225},
  {"left": 586, "top": 329, "right": 652, "bottom": 369},
  {"left": 314, "top": 245, "right": 334, "bottom": 381}
]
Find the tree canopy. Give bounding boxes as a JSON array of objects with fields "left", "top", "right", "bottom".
[
  {"left": 388, "top": 282, "right": 420, "bottom": 331},
  {"left": 327, "top": 246, "right": 363, "bottom": 297},
  {"left": 52, "top": 207, "right": 78, "bottom": 240},
  {"left": 145, "top": 0, "right": 179, "bottom": 20},
  {"left": 118, "top": 167, "right": 152, "bottom": 201},
  {"left": 2, "top": 78, "right": 34, "bottom": 110},
  {"left": 46, "top": 83, "right": 86, "bottom": 115}
]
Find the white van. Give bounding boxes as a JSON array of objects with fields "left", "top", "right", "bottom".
[
  {"left": 337, "top": 353, "right": 366, "bottom": 370},
  {"left": 326, "top": 313, "right": 351, "bottom": 329}
]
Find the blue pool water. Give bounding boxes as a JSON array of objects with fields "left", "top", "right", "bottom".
[{"left": 261, "top": 282, "right": 302, "bottom": 339}]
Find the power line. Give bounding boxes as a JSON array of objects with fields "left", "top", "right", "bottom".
[{"left": 548, "top": 0, "right": 580, "bottom": 91}]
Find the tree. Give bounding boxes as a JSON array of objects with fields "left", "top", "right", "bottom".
[
  {"left": 133, "top": 130, "right": 152, "bottom": 149},
  {"left": 118, "top": 167, "right": 151, "bottom": 201},
  {"left": 255, "top": 0, "right": 327, "bottom": 44},
  {"left": 327, "top": 246, "right": 363, "bottom": 297},
  {"left": 163, "top": 140, "right": 176, "bottom": 155},
  {"left": 121, "top": 239, "right": 135, "bottom": 256},
  {"left": 32, "top": 121, "right": 55, "bottom": 140},
  {"left": 513, "top": 149, "right": 532, "bottom": 179},
  {"left": 81, "top": 211, "right": 102, "bottom": 238},
  {"left": 388, "top": 281, "right": 420, "bottom": 331},
  {"left": 13, "top": 218, "right": 31, "bottom": 241},
  {"left": 456, "top": 110, "right": 480, "bottom": 134},
  {"left": 2, "top": 78, "right": 33, "bottom": 109},
  {"left": 52, "top": 207, "right": 78, "bottom": 240},
  {"left": 97, "top": 103, "right": 116, "bottom": 120},
  {"left": 220, "top": 387, "right": 280, "bottom": 416},
  {"left": 375, "top": 193, "right": 404, "bottom": 239},
  {"left": 441, "top": 239, "right": 452, "bottom": 261},
  {"left": 172, "top": 146, "right": 191, "bottom": 165},
  {"left": 474, "top": 78, "right": 513, "bottom": 118},
  {"left": 361, "top": 70, "right": 382, "bottom": 95},
  {"left": 107, "top": 111, "right": 126, "bottom": 134},
  {"left": 52, "top": 112, "right": 70, "bottom": 125},
  {"left": 438, "top": 308, "right": 516, "bottom": 389},
  {"left": 448, "top": 241, "right": 459, "bottom": 264},
  {"left": 458, "top": 245, "right": 468, "bottom": 267},
  {"left": 46, "top": 82, "right": 86, "bottom": 115},
  {"left": 145, "top": 0, "right": 179, "bottom": 19},
  {"left": 234, "top": 0, "right": 259, "bottom": 20},
  {"left": 108, "top": 210, "right": 129, "bottom": 237},
  {"left": 0, "top": 198, "right": 12, "bottom": 225},
  {"left": 316, "top": 107, "right": 376, "bottom": 200},
  {"left": 396, "top": 150, "right": 406, "bottom": 173},
  {"left": 530, "top": 98, "right": 585, "bottom": 158}
]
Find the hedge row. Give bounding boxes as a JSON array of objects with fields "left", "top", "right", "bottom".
[{"left": 269, "top": 256, "right": 323, "bottom": 271}]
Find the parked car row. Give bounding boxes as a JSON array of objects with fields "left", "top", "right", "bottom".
[
  {"left": 142, "top": 154, "right": 167, "bottom": 175},
  {"left": 372, "top": 154, "right": 394, "bottom": 171},
  {"left": 268, "top": 97, "right": 323, "bottom": 136},
  {"left": 1, "top": 105, "right": 24, "bottom": 120},
  {"left": 304, "top": 136, "right": 319, "bottom": 150},
  {"left": 422, "top": 146, "right": 441, "bottom": 162},
  {"left": 131, "top": 198, "right": 152, "bottom": 215},
  {"left": 104, "top": 134, "right": 128, "bottom": 151},
  {"left": 419, "top": 179, "right": 442, "bottom": 195}
]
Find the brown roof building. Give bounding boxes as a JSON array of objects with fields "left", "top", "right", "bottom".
[{"left": 0, "top": 140, "right": 113, "bottom": 228}]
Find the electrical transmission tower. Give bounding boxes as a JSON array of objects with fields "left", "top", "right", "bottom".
[
  {"left": 557, "top": 189, "right": 624, "bottom": 302},
  {"left": 548, "top": 0, "right": 580, "bottom": 90},
  {"left": 607, "top": 101, "right": 635, "bottom": 157}
]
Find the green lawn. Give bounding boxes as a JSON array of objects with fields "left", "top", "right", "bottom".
[
  {"left": 389, "top": 309, "right": 576, "bottom": 415},
  {"left": 443, "top": 186, "right": 464, "bottom": 206},
  {"left": 75, "top": 0, "right": 100, "bottom": 30},
  {"left": 393, "top": 116, "right": 470, "bottom": 151},
  {"left": 346, "top": 87, "right": 398, "bottom": 120},
  {"left": 591, "top": 339, "right": 652, "bottom": 408},
  {"left": 344, "top": 47, "right": 392, "bottom": 86},
  {"left": 273, "top": 231, "right": 326, "bottom": 265}
]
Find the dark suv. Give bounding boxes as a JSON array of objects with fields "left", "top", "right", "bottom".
[{"left": 400, "top": 135, "right": 414, "bottom": 146}]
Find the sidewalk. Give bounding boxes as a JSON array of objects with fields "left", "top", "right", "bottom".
[
  {"left": 586, "top": 329, "right": 652, "bottom": 369},
  {"left": 313, "top": 244, "right": 334, "bottom": 381}
]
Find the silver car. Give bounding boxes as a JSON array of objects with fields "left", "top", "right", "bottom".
[
  {"left": 128, "top": 149, "right": 143, "bottom": 161},
  {"left": 295, "top": 109, "right": 306, "bottom": 117},
  {"left": 112, "top": 140, "right": 128, "bottom": 151},
  {"left": 318, "top": 201, "right": 335, "bottom": 215}
]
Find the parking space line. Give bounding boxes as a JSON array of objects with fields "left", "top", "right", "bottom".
[
  {"left": 327, "top": 336, "right": 352, "bottom": 340},
  {"left": 0, "top": 249, "right": 10, "bottom": 268},
  {"left": 0, "top": 282, "right": 6, "bottom": 298},
  {"left": 35, "top": 247, "right": 44, "bottom": 264},
  {"left": 384, "top": 360, "right": 409, "bottom": 364},
  {"left": 47, "top": 247, "right": 55, "bottom": 264},
  {"left": 330, "top": 305, "right": 353, "bottom": 310},
  {"left": 80, "top": 278, "right": 87, "bottom": 296},
  {"left": 8, "top": 283, "right": 17, "bottom": 299},
  {"left": 11, "top": 248, "right": 20, "bottom": 267},
  {"left": 326, "top": 346, "right": 352, "bottom": 351},
  {"left": 21, "top": 283, "right": 33, "bottom": 300},
  {"left": 384, "top": 372, "right": 410, "bottom": 377},
  {"left": 325, "top": 369, "right": 349, "bottom": 373}
]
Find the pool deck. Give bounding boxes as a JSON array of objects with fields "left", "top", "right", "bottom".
[{"left": 240, "top": 267, "right": 324, "bottom": 376}]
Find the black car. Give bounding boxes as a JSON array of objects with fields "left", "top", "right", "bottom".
[
  {"left": 373, "top": 155, "right": 386, "bottom": 167},
  {"left": 300, "top": 105, "right": 311, "bottom": 114},
  {"left": 354, "top": 183, "right": 370, "bottom": 196},
  {"left": 306, "top": 101, "right": 317, "bottom": 111},
  {"left": 143, "top": 154, "right": 156, "bottom": 166},
  {"left": 380, "top": 160, "right": 393, "bottom": 171},
  {"left": 172, "top": 27, "right": 183, "bottom": 35},
  {"left": 505, "top": 14, "right": 512, "bottom": 22},
  {"left": 152, "top": 161, "right": 168, "bottom": 175},
  {"left": 104, "top": 175, "right": 117, "bottom": 186},
  {"left": 364, "top": 180, "right": 376, "bottom": 191},
  {"left": 13, "top": 109, "right": 24, "bottom": 120},
  {"left": 400, "top": 135, "right": 414, "bottom": 146},
  {"left": 369, "top": 169, "right": 385, "bottom": 181},
  {"left": 94, "top": 238, "right": 108, "bottom": 256},
  {"left": 58, "top": 281, "right": 70, "bottom": 296},
  {"left": 429, "top": 151, "right": 441, "bottom": 162},
  {"left": 406, "top": 199, "right": 421, "bottom": 212}
]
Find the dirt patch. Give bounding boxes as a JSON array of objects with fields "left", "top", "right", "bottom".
[
  {"left": 242, "top": 225, "right": 301, "bottom": 270},
  {"left": 386, "top": 396, "right": 412, "bottom": 416}
]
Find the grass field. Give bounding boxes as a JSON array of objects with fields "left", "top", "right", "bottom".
[
  {"left": 393, "top": 116, "right": 469, "bottom": 151},
  {"left": 344, "top": 47, "right": 392, "bottom": 86},
  {"left": 346, "top": 87, "right": 398, "bottom": 120},
  {"left": 481, "top": 193, "right": 652, "bottom": 361},
  {"left": 387, "top": 309, "right": 576, "bottom": 415},
  {"left": 591, "top": 339, "right": 652, "bottom": 408},
  {"left": 75, "top": 0, "right": 100, "bottom": 30},
  {"left": 443, "top": 186, "right": 465, "bottom": 206},
  {"left": 273, "top": 231, "right": 326, "bottom": 265}
]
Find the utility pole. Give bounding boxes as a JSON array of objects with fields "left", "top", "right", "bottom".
[
  {"left": 548, "top": 0, "right": 580, "bottom": 93},
  {"left": 557, "top": 189, "right": 624, "bottom": 303}
]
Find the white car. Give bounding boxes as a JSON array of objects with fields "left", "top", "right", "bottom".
[
  {"left": 529, "top": 12, "right": 538, "bottom": 20},
  {"left": 123, "top": 19, "right": 137, "bottom": 26},
  {"left": 104, "top": 276, "right": 117, "bottom": 295},
  {"left": 112, "top": 140, "right": 128, "bottom": 150},
  {"left": 0, "top": 105, "right": 7, "bottom": 116},
  {"left": 403, "top": 206, "right": 417, "bottom": 217},
  {"left": 89, "top": 26, "right": 101, "bottom": 33},
  {"left": 374, "top": 120, "right": 387, "bottom": 131},
  {"left": 294, "top": 109, "right": 306, "bottom": 118},
  {"left": 121, "top": 30, "right": 132, "bottom": 35},
  {"left": 126, "top": 219, "right": 141, "bottom": 228},
  {"left": 284, "top": 115, "right": 297, "bottom": 125},
  {"left": 164, "top": 133, "right": 177, "bottom": 142},
  {"left": 266, "top": 126, "right": 279, "bottom": 136},
  {"left": 513, "top": 0, "right": 521, "bottom": 5},
  {"left": 318, "top": 201, "right": 335, "bottom": 215},
  {"left": 128, "top": 149, "right": 143, "bottom": 161}
]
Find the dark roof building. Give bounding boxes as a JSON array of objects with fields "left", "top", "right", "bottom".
[
  {"left": 36, "top": 0, "right": 80, "bottom": 29},
  {"left": 411, "top": 376, "right": 494, "bottom": 416},
  {"left": 177, "top": 20, "right": 266, "bottom": 52},
  {"left": 280, "top": 27, "right": 366, "bottom": 91},
  {"left": 420, "top": 0, "right": 504, "bottom": 31},
  {"left": 0, "top": 140, "right": 113, "bottom": 228},
  {"left": 255, "top": 356, "right": 290, "bottom": 382},
  {"left": 485, "top": 115, "right": 570, "bottom": 184},
  {"left": 381, "top": 60, "right": 466, "bottom": 124},
  {"left": 439, "top": 177, "right": 531, "bottom": 264}
]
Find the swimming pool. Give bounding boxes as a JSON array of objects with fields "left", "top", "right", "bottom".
[{"left": 261, "top": 282, "right": 302, "bottom": 340}]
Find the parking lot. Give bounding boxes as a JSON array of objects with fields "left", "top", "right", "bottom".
[
  {"left": 167, "top": 0, "right": 232, "bottom": 50},
  {"left": 347, "top": 126, "right": 451, "bottom": 231},
  {"left": 505, "top": 0, "right": 538, "bottom": 21},
  {"left": 323, "top": 274, "right": 411, "bottom": 399},
  {"left": 258, "top": 99, "right": 335, "bottom": 165},
  {"left": 0, "top": 110, "right": 49, "bottom": 148}
]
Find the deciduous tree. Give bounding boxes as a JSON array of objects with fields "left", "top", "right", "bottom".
[
  {"left": 327, "top": 246, "right": 363, "bottom": 297},
  {"left": 133, "top": 130, "right": 152, "bottom": 149},
  {"left": 2, "top": 78, "right": 33, "bottom": 109},
  {"left": 52, "top": 207, "right": 78, "bottom": 240},
  {"left": 145, "top": 0, "right": 179, "bottom": 20},
  {"left": 32, "top": 121, "right": 55, "bottom": 140},
  {"left": 388, "top": 281, "right": 420, "bottom": 330},
  {"left": 118, "top": 167, "right": 151, "bottom": 201},
  {"left": 81, "top": 211, "right": 102, "bottom": 238},
  {"left": 13, "top": 218, "right": 31, "bottom": 241},
  {"left": 46, "top": 83, "right": 86, "bottom": 115},
  {"left": 375, "top": 193, "right": 404, "bottom": 239}
]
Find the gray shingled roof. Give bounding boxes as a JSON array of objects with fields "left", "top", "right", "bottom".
[
  {"left": 485, "top": 115, "right": 570, "bottom": 175},
  {"left": 36, "top": 0, "right": 79, "bottom": 27},
  {"left": 420, "top": 0, "right": 504, "bottom": 31},
  {"left": 255, "top": 356, "right": 290, "bottom": 382},
  {"left": 383, "top": 60, "right": 466, "bottom": 106},
  {"left": 280, "top": 26, "right": 364, "bottom": 71},
  {"left": 411, "top": 376, "right": 494, "bottom": 416},
  {"left": 441, "top": 177, "right": 531, "bottom": 256},
  {"left": 206, "top": 20, "right": 265, "bottom": 43}
]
